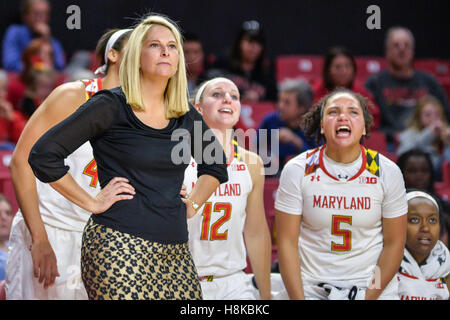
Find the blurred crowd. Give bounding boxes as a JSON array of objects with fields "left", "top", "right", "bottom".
[{"left": 0, "top": 0, "right": 449, "bottom": 283}]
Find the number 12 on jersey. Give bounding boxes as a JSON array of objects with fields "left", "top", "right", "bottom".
[
  {"left": 331, "top": 215, "right": 352, "bottom": 252},
  {"left": 200, "top": 202, "right": 232, "bottom": 241}
]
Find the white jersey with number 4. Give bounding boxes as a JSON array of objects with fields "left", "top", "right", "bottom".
[
  {"left": 184, "top": 145, "right": 252, "bottom": 278},
  {"left": 275, "top": 145, "right": 407, "bottom": 284},
  {"left": 6, "top": 78, "right": 102, "bottom": 300},
  {"left": 35, "top": 78, "right": 102, "bottom": 231}
]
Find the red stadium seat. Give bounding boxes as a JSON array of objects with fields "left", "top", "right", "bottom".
[
  {"left": 0, "top": 280, "right": 6, "bottom": 300},
  {"left": 354, "top": 56, "right": 387, "bottom": 82},
  {"left": 363, "top": 130, "right": 388, "bottom": 153},
  {"left": 435, "top": 186, "right": 450, "bottom": 202},
  {"left": 234, "top": 101, "right": 276, "bottom": 150},
  {"left": 276, "top": 55, "right": 323, "bottom": 84},
  {"left": 363, "top": 130, "right": 397, "bottom": 162},
  {"left": 414, "top": 59, "right": 450, "bottom": 80},
  {"left": 442, "top": 161, "right": 450, "bottom": 186},
  {"left": 6, "top": 72, "right": 25, "bottom": 109},
  {"left": 236, "top": 101, "right": 276, "bottom": 130}
]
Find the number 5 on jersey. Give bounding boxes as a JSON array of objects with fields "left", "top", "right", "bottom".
[
  {"left": 331, "top": 215, "right": 352, "bottom": 252},
  {"left": 200, "top": 202, "right": 232, "bottom": 241}
]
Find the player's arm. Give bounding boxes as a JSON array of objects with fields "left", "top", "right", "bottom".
[
  {"left": 242, "top": 149, "right": 272, "bottom": 300},
  {"left": 9, "top": 81, "right": 86, "bottom": 289},
  {"left": 275, "top": 209, "right": 304, "bottom": 299},
  {"left": 365, "top": 215, "right": 406, "bottom": 300},
  {"left": 182, "top": 174, "right": 221, "bottom": 218}
]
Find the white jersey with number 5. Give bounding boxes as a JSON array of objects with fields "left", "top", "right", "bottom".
[
  {"left": 275, "top": 145, "right": 407, "bottom": 283},
  {"left": 184, "top": 144, "right": 252, "bottom": 278}
]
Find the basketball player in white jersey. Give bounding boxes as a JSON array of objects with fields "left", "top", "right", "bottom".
[
  {"left": 275, "top": 89, "right": 408, "bottom": 300},
  {"left": 397, "top": 190, "right": 450, "bottom": 300},
  {"left": 183, "top": 77, "right": 272, "bottom": 299},
  {"left": 6, "top": 29, "right": 131, "bottom": 299}
]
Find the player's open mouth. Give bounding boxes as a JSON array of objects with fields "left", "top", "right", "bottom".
[
  {"left": 418, "top": 237, "right": 432, "bottom": 245},
  {"left": 219, "top": 108, "right": 233, "bottom": 114},
  {"left": 336, "top": 125, "right": 351, "bottom": 137}
]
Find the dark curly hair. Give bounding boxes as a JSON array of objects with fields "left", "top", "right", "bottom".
[{"left": 300, "top": 88, "right": 374, "bottom": 145}]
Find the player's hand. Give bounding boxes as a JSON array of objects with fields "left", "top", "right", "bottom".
[
  {"left": 181, "top": 197, "right": 197, "bottom": 219},
  {"left": 279, "top": 128, "right": 303, "bottom": 150},
  {"left": 441, "top": 127, "right": 450, "bottom": 143},
  {"left": 30, "top": 238, "right": 60, "bottom": 289},
  {"left": 179, "top": 184, "right": 187, "bottom": 198},
  {"left": 32, "top": 22, "right": 51, "bottom": 38},
  {"left": 430, "top": 120, "right": 444, "bottom": 136},
  {"left": 91, "top": 177, "right": 135, "bottom": 214}
]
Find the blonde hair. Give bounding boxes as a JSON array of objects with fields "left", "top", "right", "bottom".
[
  {"left": 408, "top": 95, "right": 449, "bottom": 130},
  {"left": 119, "top": 14, "right": 189, "bottom": 118}
]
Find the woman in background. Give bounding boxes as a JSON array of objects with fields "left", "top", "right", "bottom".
[
  {"left": 397, "top": 95, "right": 450, "bottom": 180},
  {"left": 313, "top": 46, "right": 380, "bottom": 129},
  {"left": 208, "top": 20, "right": 277, "bottom": 102}
]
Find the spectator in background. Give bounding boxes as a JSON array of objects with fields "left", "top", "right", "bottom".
[
  {"left": 183, "top": 32, "right": 207, "bottom": 97},
  {"left": 0, "top": 69, "right": 26, "bottom": 148},
  {"left": 208, "top": 20, "right": 277, "bottom": 102},
  {"left": 397, "top": 96, "right": 450, "bottom": 180},
  {"left": 2, "top": 0, "right": 65, "bottom": 72},
  {"left": 313, "top": 46, "right": 380, "bottom": 130},
  {"left": 259, "top": 79, "right": 316, "bottom": 172},
  {"left": 20, "top": 68, "right": 55, "bottom": 118},
  {"left": 0, "top": 195, "right": 14, "bottom": 281},
  {"left": 7, "top": 37, "right": 57, "bottom": 110},
  {"left": 397, "top": 149, "right": 450, "bottom": 237},
  {"left": 365, "top": 26, "right": 450, "bottom": 148}
]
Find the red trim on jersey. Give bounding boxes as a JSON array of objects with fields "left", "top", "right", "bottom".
[
  {"left": 318, "top": 145, "right": 367, "bottom": 181},
  {"left": 306, "top": 147, "right": 319, "bottom": 159},
  {"left": 398, "top": 271, "right": 439, "bottom": 282},
  {"left": 399, "top": 271, "right": 418, "bottom": 280},
  {"left": 97, "top": 77, "right": 103, "bottom": 91}
]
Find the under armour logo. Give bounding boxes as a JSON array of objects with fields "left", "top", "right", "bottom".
[
  {"left": 338, "top": 174, "right": 349, "bottom": 179},
  {"left": 311, "top": 175, "right": 320, "bottom": 182}
]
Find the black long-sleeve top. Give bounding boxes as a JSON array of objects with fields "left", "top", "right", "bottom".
[{"left": 28, "top": 87, "right": 228, "bottom": 244}]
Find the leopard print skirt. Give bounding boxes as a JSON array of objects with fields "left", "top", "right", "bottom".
[{"left": 80, "top": 218, "right": 202, "bottom": 300}]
